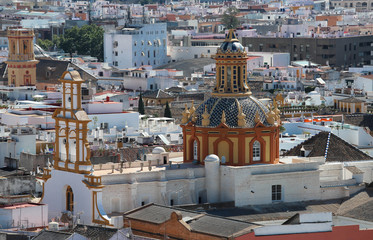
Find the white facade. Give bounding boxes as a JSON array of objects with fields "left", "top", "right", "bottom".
[
  {"left": 247, "top": 52, "right": 290, "bottom": 67},
  {"left": 91, "top": 153, "right": 373, "bottom": 216},
  {"left": 43, "top": 170, "right": 104, "bottom": 225},
  {"left": 0, "top": 127, "right": 36, "bottom": 167},
  {"left": 104, "top": 23, "right": 168, "bottom": 69},
  {"left": 87, "top": 112, "right": 139, "bottom": 131},
  {"left": 168, "top": 46, "right": 218, "bottom": 61},
  {"left": 0, "top": 203, "right": 48, "bottom": 229}
]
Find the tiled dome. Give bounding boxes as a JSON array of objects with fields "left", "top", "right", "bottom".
[
  {"left": 217, "top": 29, "right": 244, "bottom": 53},
  {"left": 191, "top": 96, "right": 272, "bottom": 128},
  {"left": 219, "top": 41, "right": 244, "bottom": 53}
]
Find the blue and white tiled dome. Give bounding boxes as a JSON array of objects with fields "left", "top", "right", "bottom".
[
  {"left": 193, "top": 96, "right": 272, "bottom": 128},
  {"left": 219, "top": 41, "right": 244, "bottom": 53},
  {"left": 218, "top": 29, "right": 244, "bottom": 53}
]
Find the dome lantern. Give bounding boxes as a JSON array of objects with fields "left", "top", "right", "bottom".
[{"left": 212, "top": 29, "right": 251, "bottom": 97}]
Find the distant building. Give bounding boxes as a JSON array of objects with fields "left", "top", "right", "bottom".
[
  {"left": 242, "top": 35, "right": 373, "bottom": 69},
  {"left": 329, "top": 0, "right": 373, "bottom": 11},
  {"left": 334, "top": 96, "right": 367, "bottom": 114},
  {"left": 104, "top": 23, "right": 168, "bottom": 69}
]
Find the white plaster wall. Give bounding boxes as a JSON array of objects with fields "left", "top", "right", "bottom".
[
  {"left": 100, "top": 166, "right": 206, "bottom": 213},
  {"left": 247, "top": 52, "right": 290, "bottom": 67},
  {"left": 9, "top": 204, "right": 48, "bottom": 229},
  {"left": 354, "top": 76, "right": 373, "bottom": 92},
  {"left": 168, "top": 46, "right": 218, "bottom": 61},
  {"left": 344, "top": 161, "right": 373, "bottom": 183},
  {"left": 0, "top": 141, "right": 15, "bottom": 167},
  {"left": 43, "top": 170, "right": 93, "bottom": 225},
  {"left": 104, "top": 33, "right": 132, "bottom": 68},
  {"left": 86, "top": 102, "right": 122, "bottom": 114},
  {"left": 12, "top": 134, "right": 36, "bottom": 159},
  {"left": 87, "top": 112, "right": 139, "bottom": 131},
  {"left": 319, "top": 163, "right": 344, "bottom": 181},
  {"left": 221, "top": 162, "right": 321, "bottom": 206},
  {"left": 1, "top": 113, "right": 28, "bottom": 126}
]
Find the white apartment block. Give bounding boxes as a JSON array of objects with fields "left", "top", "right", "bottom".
[{"left": 104, "top": 23, "right": 168, "bottom": 69}]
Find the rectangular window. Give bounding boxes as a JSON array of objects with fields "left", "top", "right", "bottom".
[{"left": 272, "top": 185, "right": 282, "bottom": 201}]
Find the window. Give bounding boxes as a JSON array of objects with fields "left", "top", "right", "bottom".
[
  {"left": 253, "top": 141, "right": 261, "bottom": 161},
  {"left": 193, "top": 141, "right": 198, "bottom": 161},
  {"left": 66, "top": 186, "right": 74, "bottom": 212},
  {"left": 272, "top": 185, "right": 282, "bottom": 201}
]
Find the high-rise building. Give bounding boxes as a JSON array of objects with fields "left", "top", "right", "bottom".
[{"left": 6, "top": 27, "right": 39, "bottom": 87}]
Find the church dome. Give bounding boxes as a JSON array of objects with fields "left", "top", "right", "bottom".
[
  {"left": 218, "top": 29, "right": 244, "bottom": 53},
  {"left": 219, "top": 41, "right": 244, "bottom": 53},
  {"left": 152, "top": 147, "right": 166, "bottom": 154},
  {"left": 190, "top": 96, "right": 274, "bottom": 128}
]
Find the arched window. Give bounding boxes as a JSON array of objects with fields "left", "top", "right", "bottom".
[
  {"left": 193, "top": 141, "right": 198, "bottom": 161},
  {"left": 66, "top": 186, "right": 74, "bottom": 212},
  {"left": 253, "top": 141, "right": 261, "bottom": 161}
]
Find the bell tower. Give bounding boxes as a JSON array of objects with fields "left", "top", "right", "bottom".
[
  {"left": 6, "top": 27, "right": 39, "bottom": 87},
  {"left": 52, "top": 70, "right": 92, "bottom": 174}
]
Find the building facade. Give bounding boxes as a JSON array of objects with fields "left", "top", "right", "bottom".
[
  {"left": 330, "top": 0, "right": 373, "bottom": 11},
  {"left": 6, "top": 27, "right": 39, "bottom": 87},
  {"left": 104, "top": 23, "right": 168, "bottom": 69},
  {"left": 242, "top": 36, "right": 373, "bottom": 69}
]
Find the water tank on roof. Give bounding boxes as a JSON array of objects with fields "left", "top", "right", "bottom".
[{"left": 48, "top": 222, "right": 59, "bottom": 231}]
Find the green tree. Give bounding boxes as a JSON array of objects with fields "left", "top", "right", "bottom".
[
  {"left": 37, "top": 39, "right": 53, "bottom": 51},
  {"left": 222, "top": 7, "right": 239, "bottom": 30},
  {"left": 164, "top": 101, "right": 172, "bottom": 118},
  {"left": 138, "top": 93, "right": 145, "bottom": 115},
  {"left": 57, "top": 24, "right": 104, "bottom": 61}
]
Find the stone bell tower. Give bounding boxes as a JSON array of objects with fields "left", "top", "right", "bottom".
[{"left": 6, "top": 27, "right": 39, "bottom": 87}]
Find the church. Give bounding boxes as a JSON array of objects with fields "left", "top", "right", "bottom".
[{"left": 38, "top": 30, "right": 373, "bottom": 225}]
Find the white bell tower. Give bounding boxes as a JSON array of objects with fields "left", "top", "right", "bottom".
[{"left": 38, "top": 70, "right": 110, "bottom": 226}]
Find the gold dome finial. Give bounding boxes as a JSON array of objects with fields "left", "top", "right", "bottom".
[
  {"left": 221, "top": 110, "right": 226, "bottom": 124},
  {"left": 191, "top": 112, "right": 197, "bottom": 123},
  {"left": 189, "top": 100, "right": 195, "bottom": 116},
  {"left": 181, "top": 103, "right": 190, "bottom": 124},
  {"left": 225, "top": 29, "right": 239, "bottom": 42},
  {"left": 202, "top": 105, "right": 210, "bottom": 126},
  {"left": 273, "top": 100, "right": 281, "bottom": 123},
  {"left": 255, "top": 111, "right": 261, "bottom": 124},
  {"left": 236, "top": 100, "right": 246, "bottom": 127},
  {"left": 266, "top": 104, "right": 276, "bottom": 125}
]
